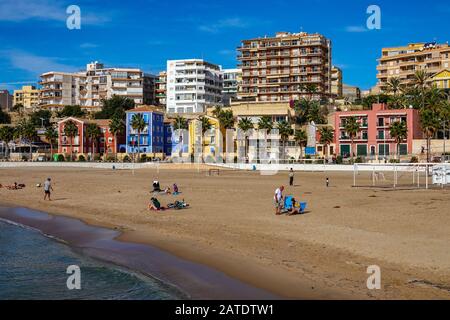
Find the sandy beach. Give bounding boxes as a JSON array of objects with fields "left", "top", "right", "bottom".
[{"left": 1, "top": 165, "right": 450, "bottom": 299}]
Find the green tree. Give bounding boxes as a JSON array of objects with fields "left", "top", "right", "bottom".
[
  {"left": 277, "top": 120, "right": 293, "bottom": 161},
  {"left": 12, "top": 103, "right": 24, "bottom": 115},
  {"left": 390, "top": 121, "right": 408, "bottom": 159},
  {"left": 413, "top": 70, "right": 430, "bottom": 109},
  {"left": 17, "top": 119, "right": 36, "bottom": 160},
  {"left": 237, "top": 117, "right": 254, "bottom": 160},
  {"left": 294, "top": 129, "right": 308, "bottom": 161},
  {"left": 109, "top": 115, "right": 125, "bottom": 161},
  {"left": 86, "top": 123, "right": 102, "bottom": 161},
  {"left": 344, "top": 116, "right": 360, "bottom": 161},
  {"left": 217, "top": 109, "right": 235, "bottom": 129},
  {"left": 57, "top": 105, "right": 86, "bottom": 118},
  {"left": 0, "top": 126, "right": 14, "bottom": 158},
  {"left": 0, "top": 109, "right": 11, "bottom": 124},
  {"left": 30, "top": 109, "right": 52, "bottom": 127},
  {"left": 95, "top": 96, "right": 135, "bottom": 120},
  {"left": 319, "top": 126, "right": 334, "bottom": 161},
  {"left": 198, "top": 116, "right": 212, "bottom": 160},
  {"left": 44, "top": 126, "right": 58, "bottom": 160},
  {"left": 386, "top": 77, "right": 402, "bottom": 95},
  {"left": 130, "top": 113, "right": 147, "bottom": 161},
  {"left": 63, "top": 120, "right": 79, "bottom": 161},
  {"left": 420, "top": 109, "right": 440, "bottom": 163}
]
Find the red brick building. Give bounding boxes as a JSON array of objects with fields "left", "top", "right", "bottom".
[{"left": 57, "top": 117, "right": 125, "bottom": 157}]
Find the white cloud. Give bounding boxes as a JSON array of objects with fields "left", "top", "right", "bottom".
[
  {"left": 345, "top": 26, "right": 368, "bottom": 33},
  {"left": 0, "top": 50, "right": 78, "bottom": 76},
  {"left": 0, "top": 0, "right": 111, "bottom": 25},
  {"left": 199, "top": 17, "right": 248, "bottom": 33}
]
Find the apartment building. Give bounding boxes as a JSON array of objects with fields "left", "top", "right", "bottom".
[
  {"left": 0, "top": 90, "right": 13, "bottom": 111},
  {"left": 237, "top": 31, "right": 332, "bottom": 103},
  {"left": 40, "top": 62, "right": 153, "bottom": 111},
  {"left": 331, "top": 66, "right": 343, "bottom": 98},
  {"left": 332, "top": 103, "right": 423, "bottom": 159},
  {"left": 13, "top": 85, "right": 40, "bottom": 110},
  {"left": 222, "top": 68, "right": 242, "bottom": 106},
  {"left": 430, "top": 69, "right": 450, "bottom": 92},
  {"left": 155, "top": 71, "right": 167, "bottom": 107},
  {"left": 376, "top": 42, "right": 450, "bottom": 92},
  {"left": 166, "top": 59, "right": 223, "bottom": 114}
]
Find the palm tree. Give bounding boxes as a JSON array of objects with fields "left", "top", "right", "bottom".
[
  {"left": 294, "top": 130, "right": 308, "bottom": 161},
  {"left": 344, "top": 116, "right": 360, "bottom": 161},
  {"left": 17, "top": 119, "right": 36, "bottom": 160},
  {"left": 319, "top": 127, "right": 334, "bottom": 161},
  {"left": 218, "top": 110, "right": 235, "bottom": 129},
  {"left": 44, "top": 126, "right": 58, "bottom": 160},
  {"left": 0, "top": 126, "right": 14, "bottom": 159},
  {"left": 109, "top": 115, "right": 125, "bottom": 161},
  {"left": 173, "top": 115, "right": 188, "bottom": 158},
  {"left": 198, "top": 116, "right": 212, "bottom": 160},
  {"left": 277, "top": 121, "right": 293, "bottom": 161},
  {"left": 130, "top": 113, "right": 147, "bottom": 161},
  {"left": 390, "top": 121, "right": 408, "bottom": 160},
  {"left": 212, "top": 106, "right": 222, "bottom": 118},
  {"left": 386, "top": 77, "right": 402, "bottom": 95},
  {"left": 420, "top": 109, "right": 440, "bottom": 163},
  {"left": 414, "top": 70, "right": 430, "bottom": 109},
  {"left": 86, "top": 123, "right": 101, "bottom": 161},
  {"left": 257, "top": 116, "right": 273, "bottom": 160},
  {"left": 237, "top": 117, "right": 254, "bottom": 160},
  {"left": 63, "top": 120, "right": 78, "bottom": 161}
]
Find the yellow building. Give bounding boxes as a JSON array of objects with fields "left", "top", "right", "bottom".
[
  {"left": 13, "top": 85, "right": 40, "bottom": 110},
  {"left": 430, "top": 69, "right": 450, "bottom": 90},
  {"left": 188, "top": 116, "right": 225, "bottom": 159}
]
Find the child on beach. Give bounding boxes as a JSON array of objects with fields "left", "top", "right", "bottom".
[{"left": 173, "top": 183, "right": 180, "bottom": 195}]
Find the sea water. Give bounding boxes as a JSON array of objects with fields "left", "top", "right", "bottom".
[{"left": 0, "top": 220, "right": 183, "bottom": 300}]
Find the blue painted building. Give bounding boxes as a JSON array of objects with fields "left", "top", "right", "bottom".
[{"left": 126, "top": 107, "right": 165, "bottom": 155}]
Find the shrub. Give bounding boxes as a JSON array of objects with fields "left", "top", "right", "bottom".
[
  {"left": 57, "top": 154, "right": 65, "bottom": 162},
  {"left": 140, "top": 154, "right": 148, "bottom": 163},
  {"left": 336, "top": 155, "right": 343, "bottom": 164},
  {"left": 122, "top": 155, "right": 131, "bottom": 163},
  {"left": 78, "top": 155, "right": 86, "bottom": 162},
  {"left": 410, "top": 156, "right": 419, "bottom": 163},
  {"left": 389, "top": 159, "right": 400, "bottom": 164},
  {"left": 94, "top": 155, "right": 101, "bottom": 161},
  {"left": 354, "top": 157, "right": 364, "bottom": 164},
  {"left": 65, "top": 155, "right": 72, "bottom": 162},
  {"left": 305, "top": 155, "right": 311, "bottom": 160},
  {"left": 106, "top": 155, "right": 115, "bottom": 162}
]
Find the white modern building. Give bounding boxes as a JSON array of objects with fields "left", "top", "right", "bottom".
[
  {"left": 39, "top": 61, "right": 154, "bottom": 111},
  {"left": 166, "top": 59, "right": 223, "bottom": 114},
  {"left": 222, "top": 68, "right": 242, "bottom": 106}
]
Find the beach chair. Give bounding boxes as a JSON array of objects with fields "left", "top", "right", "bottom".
[{"left": 282, "top": 195, "right": 307, "bottom": 214}]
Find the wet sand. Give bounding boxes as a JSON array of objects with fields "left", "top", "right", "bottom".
[{"left": 1, "top": 165, "right": 450, "bottom": 299}]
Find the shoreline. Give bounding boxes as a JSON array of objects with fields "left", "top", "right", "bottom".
[{"left": 0, "top": 206, "right": 279, "bottom": 300}]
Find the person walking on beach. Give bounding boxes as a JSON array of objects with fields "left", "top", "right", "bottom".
[
  {"left": 43, "top": 178, "right": 53, "bottom": 201},
  {"left": 289, "top": 168, "right": 294, "bottom": 186},
  {"left": 274, "top": 186, "right": 284, "bottom": 215}
]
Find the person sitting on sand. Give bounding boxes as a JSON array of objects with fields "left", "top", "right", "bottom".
[
  {"left": 163, "top": 187, "right": 171, "bottom": 195},
  {"left": 148, "top": 197, "right": 162, "bottom": 211},
  {"left": 173, "top": 183, "right": 180, "bottom": 195},
  {"left": 152, "top": 180, "right": 161, "bottom": 192},
  {"left": 6, "top": 182, "right": 19, "bottom": 190},
  {"left": 287, "top": 197, "right": 300, "bottom": 216},
  {"left": 274, "top": 186, "right": 284, "bottom": 215}
]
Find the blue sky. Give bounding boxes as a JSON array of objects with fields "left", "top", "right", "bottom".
[{"left": 0, "top": 0, "right": 449, "bottom": 91}]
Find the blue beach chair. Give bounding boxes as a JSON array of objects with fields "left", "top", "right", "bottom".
[{"left": 283, "top": 195, "right": 307, "bottom": 214}]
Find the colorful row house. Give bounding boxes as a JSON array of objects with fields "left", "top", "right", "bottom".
[
  {"left": 332, "top": 104, "right": 423, "bottom": 158},
  {"left": 57, "top": 117, "right": 126, "bottom": 156}
]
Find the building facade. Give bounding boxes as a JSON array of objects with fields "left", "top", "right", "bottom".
[
  {"left": 331, "top": 66, "right": 343, "bottom": 98},
  {"left": 13, "top": 85, "right": 40, "bottom": 110},
  {"left": 376, "top": 42, "right": 450, "bottom": 92},
  {"left": 332, "top": 104, "right": 423, "bottom": 159},
  {"left": 0, "top": 89, "right": 13, "bottom": 111},
  {"left": 125, "top": 106, "right": 166, "bottom": 155},
  {"left": 222, "top": 68, "right": 242, "bottom": 106},
  {"left": 57, "top": 117, "right": 125, "bottom": 156},
  {"left": 155, "top": 71, "right": 167, "bottom": 107},
  {"left": 40, "top": 62, "right": 152, "bottom": 111},
  {"left": 237, "top": 31, "right": 332, "bottom": 103},
  {"left": 166, "top": 59, "right": 223, "bottom": 114},
  {"left": 430, "top": 69, "right": 450, "bottom": 93}
]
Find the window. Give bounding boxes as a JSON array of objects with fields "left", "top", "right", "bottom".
[
  {"left": 378, "top": 144, "right": 390, "bottom": 156},
  {"left": 357, "top": 144, "right": 367, "bottom": 156},
  {"left": 399, "top": 144, "right": 408, "bottom": 155},
  {"left": 378, "top": 118, "right": 384, "bottom": 126},
  {"left": 340, "top": 144, "right": 350, "bottom": 157},
  {"left": 362, "top": 131, "right": 368, "bottom": 140},
  {"left": 378, "top": 130, "right": 385, "bottom": 140}
]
